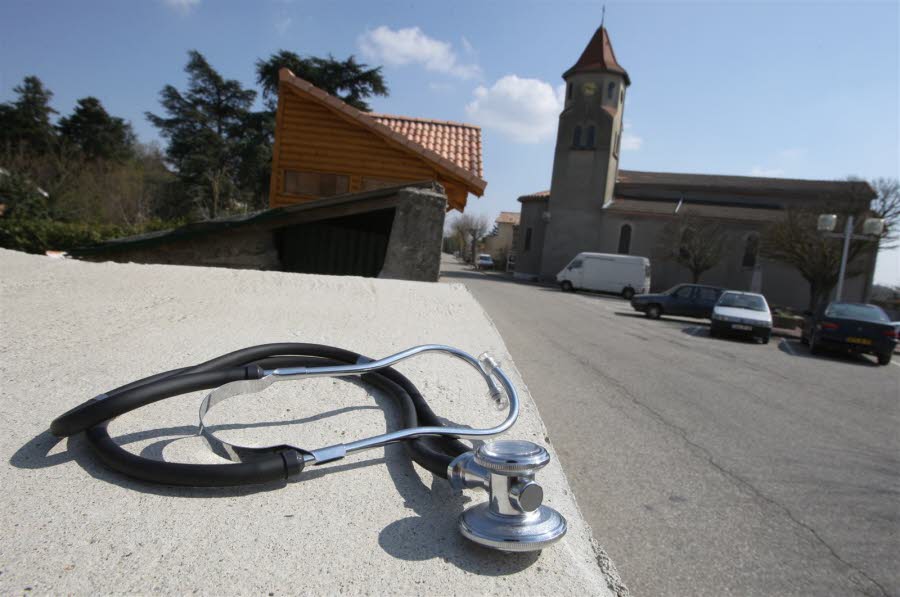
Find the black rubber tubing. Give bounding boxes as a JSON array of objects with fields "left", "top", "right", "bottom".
[{"left": 50, "top": 343, "right": 469, "bottom": 486}]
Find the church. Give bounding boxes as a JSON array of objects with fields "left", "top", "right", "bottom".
[{"left": 513, "top": 26, "right": 877, "bottom": 310}]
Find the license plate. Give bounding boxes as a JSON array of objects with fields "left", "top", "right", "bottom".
[
  {"left": 846, "top": 337, "right": 872, "bottom": 345},
  {"left": 732, "top": 324, "right": 752, "bottom": 331}
]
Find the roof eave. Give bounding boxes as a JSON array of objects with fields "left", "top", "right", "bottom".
[{"left": 278, "top": 69, "right": 487, "bottom": 195}]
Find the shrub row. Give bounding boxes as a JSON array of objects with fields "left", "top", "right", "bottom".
[{"left": 0, "top": 218, "right": 176, "bottom": 255}]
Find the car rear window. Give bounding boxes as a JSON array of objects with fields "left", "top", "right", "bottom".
[
  {"left": 718, "top": 293, "right": 767, "bottom": 311},
  {"left": 824, "top": 303, "right": 889, "bottom": 322}
]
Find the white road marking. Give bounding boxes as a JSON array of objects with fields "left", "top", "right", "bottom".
[{"left": 780, "top": 338, "right": 797, "bottom": 355}]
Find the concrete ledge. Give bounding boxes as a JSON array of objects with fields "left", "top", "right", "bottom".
[{"left": 0, "top": 249, "right": 626, "bottom": 595}]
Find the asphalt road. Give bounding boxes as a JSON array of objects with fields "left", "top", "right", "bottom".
[{"left": 440, "top": 257, "right": 899, "bottom": 597}]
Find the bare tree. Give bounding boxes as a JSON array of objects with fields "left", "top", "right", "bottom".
[
  {"left": 870, "top": 177, "right": 900, "bottom": 249},
  {"left": 448, "top": 212, "right": 490, "bottom": 264},
  {"left": 760, "top": 208, "right": 875, "bottom": 311},
  {"left": 657, "top": 213, "right": 727, "bottom": 283}
]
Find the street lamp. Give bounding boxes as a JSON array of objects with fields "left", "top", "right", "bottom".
[{"left": 817, "top": 213, "right": 884, "bottom": 301}]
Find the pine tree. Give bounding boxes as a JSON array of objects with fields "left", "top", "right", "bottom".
[
  {"left": 0, "top": 76, "right": 58, "bottom": 155},
  {"left": 255, "top": 51, "right": 388, "bottom": 112},
  {"left": 146, "top": 51, "right": 257, "bottom": 219},
  {"left": 58, "top": 97, "right": 136, "bottom": 161}
]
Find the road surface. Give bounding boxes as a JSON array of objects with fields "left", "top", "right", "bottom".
[{"left": 441, "top": 257, "right": 899, "bottom": 597}]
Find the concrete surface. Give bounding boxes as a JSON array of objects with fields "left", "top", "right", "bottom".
[
  {"left": 0, "top": 249, "right": 625, "bottom": 596},
  {"left": 441, "top": 257, "right": 899, "bottom": 597}
]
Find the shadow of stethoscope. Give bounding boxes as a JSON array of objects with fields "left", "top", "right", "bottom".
[{"left": 10, "top": 388, "right": 539, "bottom": 574}]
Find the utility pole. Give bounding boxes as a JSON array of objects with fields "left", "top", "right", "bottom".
[
  {"left": 835, "top": 214, "right": 854, "bottom": 301},
  {"left": 819, "top": 213, "right": 884, "bottom": 302}
]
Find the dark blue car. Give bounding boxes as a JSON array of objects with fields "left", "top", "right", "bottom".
[
  {"left": 630, "top": 284, "right": 725, "bottom": 320},
  {"left": 801, "top": 302, "right": 897, "bottom": 365}
]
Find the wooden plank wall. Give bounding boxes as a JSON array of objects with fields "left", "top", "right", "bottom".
[{"left": 270, "top": 86, "right": 464, "bottom": 210}]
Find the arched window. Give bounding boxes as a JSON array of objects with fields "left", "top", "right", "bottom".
[
  {"left": 607, "top": 82, "right": 615, "bottom": 99},
  {"left": 573, "top": 125, "right": 582, "bottom": 148},
  {"left": 586, "top": 125, "right": 596, "bottom": 148},
  {"left": 742, "top": 233, "right": 759, "bottom": 268},
  {"left": 617, "top": 224, "right": 632, "bottom": 254}
]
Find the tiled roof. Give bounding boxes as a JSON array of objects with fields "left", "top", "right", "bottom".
[
  {"left": 496, "top": 211, "right": 520, "bottom": 225},
  {"left": 518, "top": 190, "right": 550, "bottom": 202},
  {"left": 277, "top": 69, "right": 486, "bottom": 195},
  {"left": 372, "top": 114, "right": 483, "bottom": 179},
  {"left": 563, "top": 26, "right": 630, "bottom": 85},
  {"left": 517, "top": 170, "right": 874, "bottom": 207},
  {"left": 616, "top": 170, "right": 875, "bottom": 199}
]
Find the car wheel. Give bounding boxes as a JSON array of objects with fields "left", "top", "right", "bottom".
[
  {"left": 709, "top": 325, "right": 718, "bottom": 338},
  {"left": 560, "top": 281, "right": 574, "bottom": 293},
  {"left": 759, "top": 333, "right": 770, "bottom": 344},
  {"left": 622, "top": 287, "right": 635, "bottom": 300},
  {"left": 646, "top": 304, "right": 662, "bottom": 319},
  {"left": 877, "top": 351, "right": 892, "bottom": 366}
]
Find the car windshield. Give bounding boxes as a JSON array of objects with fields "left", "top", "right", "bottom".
[
  {"left": 824, "top": 303, "right": 889, "bottom": 322},
  {"left": 717, "top": 293, "right": 767, "bottom": 312}
]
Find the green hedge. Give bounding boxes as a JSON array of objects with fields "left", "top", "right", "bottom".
[{"left": 0, "top": 218, "right": 176, "bottom": 255}]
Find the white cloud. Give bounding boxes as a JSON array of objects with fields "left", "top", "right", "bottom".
[
  {"left": 622, "top": 133, "right": 643, "bottom": 151},
  {"left": 750, "top": 166, "right": 786, "bottom": 177},
  {"left": 465, "top": 75, "right": 565, "bottom": 143},
  {"left": 275, "top": 16, "right": 292, "bottom": 35},
  {"left": 621, "top": 120, "right": 643, "bottom": 151},
  {"left": 163, "top": 0, "right": 199, "bottom": 14},
  {"left": 358, "top": 26, "right": 480, "bottom": 79}
]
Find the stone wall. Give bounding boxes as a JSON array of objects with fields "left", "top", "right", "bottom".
[{"left": 75, "top": 184, "right": 448, "bottom": 282}]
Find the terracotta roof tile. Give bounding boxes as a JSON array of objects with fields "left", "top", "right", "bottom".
[
  {"left": 371, "top": 113, "right": 483, "bottom": 179},
  {"left": 517, "top": 190, "right": 550, "bottom": 202},
  {"left": 564, "top": 26, "right": 630, "bottom": 85},
  {"left": 496, "top": 211, "right": 520, "bottom": 225},
  {"left": 615, "top": 170, "right": 875, "bottom": 199},
  {"left": 277, "top": 69, "right": 486, "bottom": 195}
]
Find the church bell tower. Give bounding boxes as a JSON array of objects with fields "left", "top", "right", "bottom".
[{"left": 539, "top": 25, "right": 631, "bottom": 277}]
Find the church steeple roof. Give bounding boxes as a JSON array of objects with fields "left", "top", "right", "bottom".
[{"left": 563, "top": 26, "right": 630, "bottom": 86}]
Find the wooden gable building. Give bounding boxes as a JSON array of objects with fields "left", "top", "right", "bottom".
[{"left": 270, "top": 68, "right": 486, "bottom": 212}]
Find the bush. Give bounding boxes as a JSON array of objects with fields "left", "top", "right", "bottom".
[{"left": 0, "top": 218, "right": 177, "bottom": 255}]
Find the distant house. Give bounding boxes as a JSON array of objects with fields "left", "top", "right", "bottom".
[
  {"left": 482, "top": 211, "right": 520, "bottom": 266},
  {"left": 270, "top": 68, "right": 486, "bottom": 212}
]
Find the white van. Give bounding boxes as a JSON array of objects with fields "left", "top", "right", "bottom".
[{"left": 556, "top": 252, "right": 651, "bottom": 299}]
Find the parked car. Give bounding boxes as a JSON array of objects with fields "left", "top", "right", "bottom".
[
  {"left": 630, "top": 283, "right": 724, "bottom": 319},
  {"left": 556, "top": 252, "right": 650, "bottom": 299},
  {"left": 710, "top": 291, "right": 772, "bottom": 343},
  {"left": 475, "top": 254, "right": 494, "bottom": 270},
  {"left": 801, "top": 302, "right": 897, "bottom": 365}
]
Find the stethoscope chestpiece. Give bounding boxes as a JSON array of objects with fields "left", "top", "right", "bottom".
[{"left": 450, "top": 439, "right": 568, "bottom": 552}]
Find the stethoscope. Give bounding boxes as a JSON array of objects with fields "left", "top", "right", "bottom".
[{"left": 51, "top": 343, "right": 567, "bottom": 552}]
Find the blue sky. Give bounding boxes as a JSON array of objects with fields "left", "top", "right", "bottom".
[{"left": 2, "top": 0, "right": 898, "bottom": 284}]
